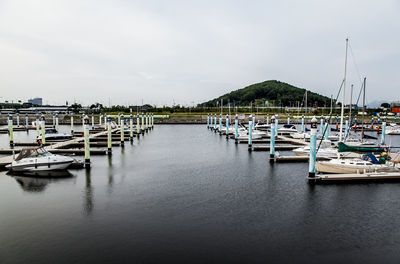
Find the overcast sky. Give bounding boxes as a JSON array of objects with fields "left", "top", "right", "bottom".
[{"left": 0, "top": 0, "right": 399, "bottom": 106}]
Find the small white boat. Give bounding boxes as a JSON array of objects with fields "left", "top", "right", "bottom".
[
  {"left": 316, "top": 154, "right": 398, "bottom": 174},
  {"left": 278, "top": 124, "right": 298, "bottom": 134},
  {"left": 237, "top": 131, "right": 263, "bottom": 140},
  {"left": 6, "top": 147, "right": 74, "bottom": 172},
  {"left": 293, "top": 140, "right": 338, "bottom": 158},
  {"left": 254, "top": 122, "right": 271, "bottom": 131},
  {"left": 386, "top": 126, "right": 400, "bottom": 135},
  {"left": 292, "top": 132, "right": 310, "bottom": 140},
  {"left": 37, "top": 128, "right": 72, "bottom": 142}
]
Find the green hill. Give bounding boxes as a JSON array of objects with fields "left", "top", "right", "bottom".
[{"left": 199, "top": 80, "right": 331, "bottom": 107}]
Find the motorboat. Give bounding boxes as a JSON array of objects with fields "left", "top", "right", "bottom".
[
  {"left": 278, "top": 124, "right": 298, "bottom": 134},
  {"left": 386, "top": 126, "right": 400, "bottom": 135},
  {"left": 291, "top": 132, "right": 310, "bottom": 140},
  {"left": 316, "top": 154, "right": 398, "bottom": 174},
  {"left": 5, "top": 147, "right": 74, "bottom": 172},
  {"left": 254, "top": 122, "right": 271, "bottom": 131},
  {"left": 293, "top": 140, "right": 338, "bottom": 158},
  {"left": 237, "top": 131, "right": 263, "bottom": 140},
  {"left": 37, "top": 128, "right": 72, "bottom": 142}
]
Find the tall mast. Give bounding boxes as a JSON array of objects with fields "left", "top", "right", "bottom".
[
  {"left": 362, "top": 77, "right": 366, "bottom": 135},
  {"left": 339, "top": 38, "right": 348, "bottom": 142},
  {"left": 349, "top": 84, "right": 353, "bottom": 124},
  {"left": 305, "top": 90, "right": 307, "bottom": 114}
]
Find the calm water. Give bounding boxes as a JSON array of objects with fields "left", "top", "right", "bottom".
[{"left": 1, "top": 125, "right": 400, "bottom": 263}]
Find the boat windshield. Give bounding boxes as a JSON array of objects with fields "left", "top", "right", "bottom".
[{"left": 37, "top": 147, "right": 51, "bottom": 156}]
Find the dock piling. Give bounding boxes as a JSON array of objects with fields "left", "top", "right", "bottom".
[
  {"left": 16, "top": 113, "right": 20, "bottom": 127},
  {"left": 141, "top": 113, "right": 145, "bottom": 135},
  {"left": 8, "top": 114, "right": 14, "bottom": 147},
  {"left": 84, "top": 115, "right": 91, "bottom": 168},
  {"left": 248, "top": 115, "right": 253, "bottom": 151},
  {"left": 219, "top": 114, "right": 222, "bottom": 135},
  {"left": 55, "top": 113, "right": 59, "bottom": 132},
  {"left": 107, "top": 116, "right": 112, "bottom": 155},
  {"left": 129, "top": 114, "right": 133, "bottom": 142},
  {"left": 25, "top": 114, "right": 29, "bottom": 130},
  {"left": 52, "top": 114, "right": 55, "bottom": 128},
  {"left": 287, "top": 114, "right": 290, "bottom": 125},
  {"left": 207, "top": 113, "right": 209, "bottom": 129},
  {"left": 226, "top": 114, "right": 229, "bottom": 139},
  {"left": 381, "top": 119, "right": 386, "bottom": 145},
  {"left": 120, "top": 116, "right": 125, "bottom": 147},
  {"left": 234, "top": 114, "right": 239, "bottom": 144},
  {"left": 70, "top": 114, "right": 74, "bottom": 134},
  {"left": 91, "top": 114, "right": 95, "bottom": 130},
  {"left": 308, "top": 117, "right": 318, "bottom": 181},
  {"left": 41, "top": 114, "right": 46, "bottom": 145},
  {"left": 266, "top": 114, "right": 269, "bottom": 125},
  {"left": 270, "top": 115, "right": 275, "bottom": 163},
  {"left": 275, "top": 115, "right": 278, "bottom": 138},
  {"left": 136, "top": 114, "right": 140, "bottom": 139},
  {"left": 36, "top": 113, "right": 40, "bottom": 137}
]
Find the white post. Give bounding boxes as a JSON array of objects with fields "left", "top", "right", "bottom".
[
  {"left": 308, "top": 116, "right": 318, "bottom": 180},
  {"left": 84, "top": 115, "right": 91, "bottom": 168},
  {"left": 55, "top": 113, "right": 59, "bottom": 132}
]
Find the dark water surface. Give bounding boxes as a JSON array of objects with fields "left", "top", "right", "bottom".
[{"left": 1, "top": 125, "right": 400, "bottom": 263}]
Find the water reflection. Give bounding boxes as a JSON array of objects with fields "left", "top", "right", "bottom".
[
  {"left": 83, "top": 169, "right": 93, "bottom": 215},
  {"left": 107, "top": 155, "right": 114, "bottom": 194},
  {"left": 9, "top": 170, "right": 74, "bottom": 192}
]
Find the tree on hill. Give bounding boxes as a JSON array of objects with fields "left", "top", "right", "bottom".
[{"left": 198, "top": 80, "right": 331, "bottom": 108}]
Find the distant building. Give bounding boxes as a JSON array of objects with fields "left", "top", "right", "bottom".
[
  {"left": 28, "top": 98, "right": 43, "bottom": 106},
  {"left": 391, "top": 101, "right": 400, "bottom": 113}
]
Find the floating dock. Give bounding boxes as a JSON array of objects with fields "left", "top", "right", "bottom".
[{"left": 309, "top": 172, "right": 400, "bottom": 182}]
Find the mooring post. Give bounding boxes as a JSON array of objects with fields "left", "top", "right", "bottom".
[
  {"left": 55, "top": 113, "right": 59, "bottom": 132},
  {"left": 146, "top": 113, "right": 149, "bottom": 133},
  {"left": 344, "top": 119, "right": 349, "bottom": 139},
  {"left": 226, "top": 114, "right": 229, "bottom": 139},
  {"left": 104, "top": 114, "right": 107, "bottom": 130},
  {"left": 118, "top": 113, "right": 121, "bottom": 127},
  {"left": 16, "top": 113, "right": 20, "bottom": 127},
  {"left": 207, "top": 113, "right": 209, "bottom": 129},
  {"left": 8, "top": 114, "right": 14, "bottom": 147},
  {"left": 266, "top": 114, "right": 269, "bottom": 125},
  {"left": 52, "top": 113, "right": 55, "bottom": 128},
  {"left": 25, "top": 114, "right": 29, "bottom": 130},
  {"left": 130, "top": 114, "right": 133, "bottom": 142},
  {"left": 381, "top": 118, "right": 386, "bottom": 145},
  {"left": 120, "top": 115, "right": 125, "bottom": 147},
  {"left": 99, "top": 114, "right": 102, "bottom": 126},
  {"left": 270, "top": 115, "right": 276, "bottom": 163},
  {"left": 301, "top": 115, "right": 305, "bottom": 133},
  {"left": 287, "top": 114, "right": 290, "bottom": 125},
  {"left": 36, "top": 113, "right": 40, "bottom": 138},
  {"left": 234, "top": 114, "right": 239, "bottom": 144},
  {"left": 71, "top": 113, "right": 74, "bottom": 136},
  {"left": 107, "top": 116, "right": 112, "bottom": 155},
  {"left": 308, "top": 116, "right": 318, "bottom": 181},
  {"left": 213, "top": 114, "right": 216, "bottom": 132},
  {"left": 218, "top": 114, "right": 222, "bottom": 135},
  {"left": 84, "top": 115, "right": 91, "bottom": 169},
  {"left": 275, "top": 115, "right": 278, "bottom": 138},
  {"left": 82, "top": 114, "right": 85, "bottom": 133},
  {"left": 136, "top": 114, "right": 140, "bottom": 139},
  {"left": 370, "top": 116, "right": 374, "bottom": 129},
  {"left": 91, "top": 113, "right": 95, "bottom": 130},
  {"left": 320, "top": 116, "right": 324, "bottom": 136},
  {"left": 324, "top": 118, "right": 329, "bottom": 140},
  {"left": 248, "top": 115, "right": 253, "bottom": 151},
  {"left": 152, "top": 113, "right": 154, "bottom": 129},
  {"left": 41, "top": 114, "right": 46, "bottom": 145},
  {"left": 252, "top": 115, "right": 256, "bottom": 129},
  {"left": 141, "top": 113, "right": 145, "bottom": 135}
]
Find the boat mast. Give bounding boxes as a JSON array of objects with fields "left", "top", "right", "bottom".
[
  {"left": 339, "top": 38, "right": 348, "bottom": 142},
  {"left": 362, "top": 77, "right": 366, "bottom": 135},
  {"left": 305, "top": 90, "right": 307, "bottom": 114},
  {"left": 349, "top": 84, "right": 353, "bottom": 125}
]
